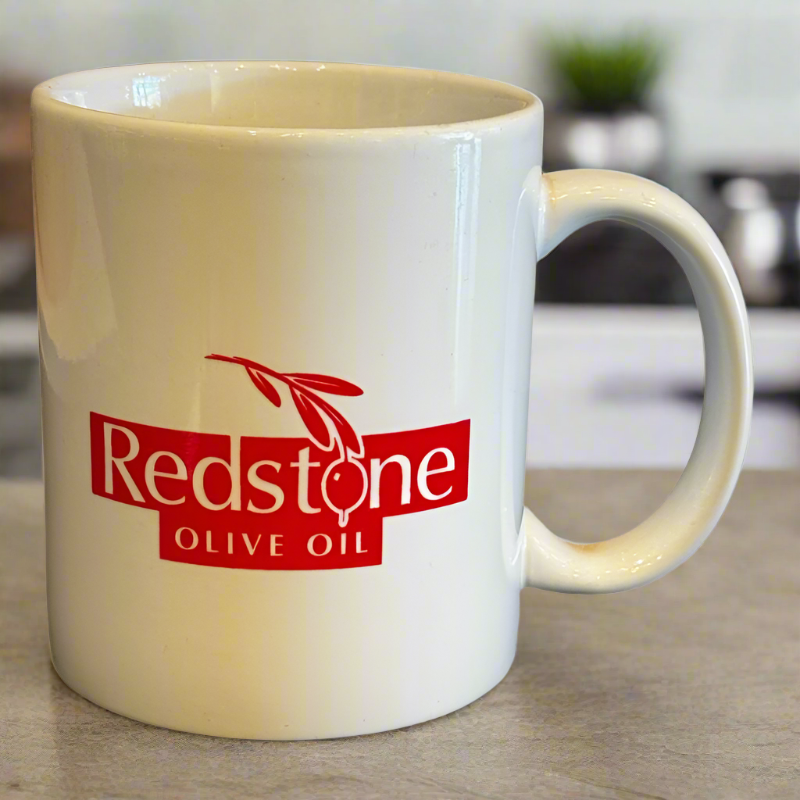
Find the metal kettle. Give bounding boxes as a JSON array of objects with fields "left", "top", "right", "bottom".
[{"left": 711, "top": 172, "right": 800, "bottom": 306}]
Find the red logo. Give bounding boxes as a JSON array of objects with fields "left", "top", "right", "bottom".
[{"left": 90, "top": 355, "right": 470, "bottom": 570}]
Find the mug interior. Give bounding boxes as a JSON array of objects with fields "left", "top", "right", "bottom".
[{"left": 38, "top": 61, "right": 535, "bottom": 131}]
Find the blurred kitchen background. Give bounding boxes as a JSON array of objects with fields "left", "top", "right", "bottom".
[{"left": 1, "top": 0, "right": 799, "bottom": 475}]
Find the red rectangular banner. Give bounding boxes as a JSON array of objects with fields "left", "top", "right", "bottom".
[{"left": 90, "top": 413, "right": 470, "bottom": 570}]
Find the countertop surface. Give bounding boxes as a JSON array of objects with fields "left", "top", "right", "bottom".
[{"left": 1, "top": 471, "right": 798, "bottom": 799}]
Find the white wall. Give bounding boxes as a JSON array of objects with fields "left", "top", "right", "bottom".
[{"left": 1, "top": 0, "right": 798, "bottom": 169}]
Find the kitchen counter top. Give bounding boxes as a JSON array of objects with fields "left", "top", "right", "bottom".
[{"left": 1, "top": 471, "right": 798, "bottom": 799}]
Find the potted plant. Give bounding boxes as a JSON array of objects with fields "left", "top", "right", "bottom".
[{"left": 544, "top": 32, "right": 666, "bottom": 177}]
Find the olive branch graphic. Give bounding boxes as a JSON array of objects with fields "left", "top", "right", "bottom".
[{"left": 205, "top": 354, "right": 367, "bottom": 526}]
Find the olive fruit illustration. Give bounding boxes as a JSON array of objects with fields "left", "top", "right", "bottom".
[{"left": 321, "top": 453, "right": 368, "bottom": 527}]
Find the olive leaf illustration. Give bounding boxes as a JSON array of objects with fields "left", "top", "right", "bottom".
[{"left": 205, "top": 354, "right": 365, "bottom": 458}]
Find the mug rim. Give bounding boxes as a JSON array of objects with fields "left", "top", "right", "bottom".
[{"left": 32, "top": 60, "right": 542, "bottom": 140}]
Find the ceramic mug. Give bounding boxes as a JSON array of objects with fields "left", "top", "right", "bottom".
[{"left": 32, "top": 62, "right": 752, "bottom": 739}]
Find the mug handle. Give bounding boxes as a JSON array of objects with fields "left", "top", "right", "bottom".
[{"left": 522, "top": 169, "right": 753, "bottom": 592}]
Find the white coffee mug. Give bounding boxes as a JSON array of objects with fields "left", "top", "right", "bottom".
[{"left": 32, "top": 62, "right": 752, "bottom": 739}]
